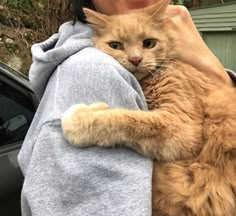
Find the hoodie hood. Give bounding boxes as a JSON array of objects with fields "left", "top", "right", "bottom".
[{"left": 29, "top": 21, "right": 93, "bottom": 100}]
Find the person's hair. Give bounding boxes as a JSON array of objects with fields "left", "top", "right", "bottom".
[{"left": 70, "top": 0, "right": 96, "bottom": 23}]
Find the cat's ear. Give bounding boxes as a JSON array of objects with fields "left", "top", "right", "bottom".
[
  {"left": 143, "top": 0, "right": 170, "bottom": 19},
  {"left": 83, "top": 8, "right": 110, "bottom": 28}
]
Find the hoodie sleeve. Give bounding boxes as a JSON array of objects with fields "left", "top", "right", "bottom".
[{"left": 18, "top": 47, "right": 152, "bottom": 216}]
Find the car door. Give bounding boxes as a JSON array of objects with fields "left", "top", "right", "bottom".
[{"left": 0, "top": 62, "right": 38, "bottom": 215}]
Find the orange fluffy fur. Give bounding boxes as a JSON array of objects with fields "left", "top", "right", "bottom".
[{"left": 62, "top": 1, "right": 236, "bottom": 215}]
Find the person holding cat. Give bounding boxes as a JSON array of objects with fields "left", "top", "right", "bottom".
[{"left": 18, "top": 0, "right": 236, "bottom": 216}]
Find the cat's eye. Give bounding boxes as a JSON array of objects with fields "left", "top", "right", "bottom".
[
  {"left": 143, "top": 39, "right": 156, "bottom": 49},
  {"left": 108, "top": 42, "right": 124, "bottom": 50}
]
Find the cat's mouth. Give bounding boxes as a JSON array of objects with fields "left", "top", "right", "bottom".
[
  {"left": 132, "top": 68, "right": 158, "bottom": 80},
  {"left": 132, "top": 70, "right": 150, "bottom": 80},
  {"left": 127, "top": 63, "right": 164, "bottom": 81},
  {"left": 130, "top": 70, "right": 157, "bottom": 81}
]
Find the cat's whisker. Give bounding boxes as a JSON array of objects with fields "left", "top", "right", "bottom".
[
  {"left": 159, "top": 65, "right": 176, "bottom": 71},
  {"left": 149, "top": 70, "right": 155, "bottom": 77}
]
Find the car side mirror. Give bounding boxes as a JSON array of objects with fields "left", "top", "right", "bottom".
[
  {"left": 0, "top": 115, "right": 29, "bottom": 145},
  {"left": 1, "top": 115, "right": 28, "bottom": 135}
]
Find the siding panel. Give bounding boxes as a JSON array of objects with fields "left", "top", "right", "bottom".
[
  {"left": 190, "top": 3, "right": 236, "bottom": 31},
  {"left": 190, "top": 3, "right": 236, "bottom": 70},
  {"left": 203, "top": 32, "right": 236, "bottom": 70}
]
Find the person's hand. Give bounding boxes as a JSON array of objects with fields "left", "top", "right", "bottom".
[{"left": 162, "top": 5, "right": 233, "bottom": 86}]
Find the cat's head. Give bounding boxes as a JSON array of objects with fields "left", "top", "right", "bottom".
[{"left": 84, "top": 0, "right": 170, "bottom": 80}]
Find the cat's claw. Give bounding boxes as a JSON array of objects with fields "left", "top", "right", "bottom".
[{"left": 61, "top": 103, "right": 109, "bottom": 147}]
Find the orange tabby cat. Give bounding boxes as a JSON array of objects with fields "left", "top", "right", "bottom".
[{"left": 62, "top": 1, "right": 236, "bottom": 215}]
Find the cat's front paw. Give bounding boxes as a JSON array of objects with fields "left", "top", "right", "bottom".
[{"left": 61, "top": 103, "right": 109, "bottom": 147}]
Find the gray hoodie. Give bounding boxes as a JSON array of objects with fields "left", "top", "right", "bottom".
[{"left": 18, "top": 21, "right": 152, "bottom": 216}]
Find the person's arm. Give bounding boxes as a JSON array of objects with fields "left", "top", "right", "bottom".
[
  {"left": 163, "top": 5, "right": 233, "bottom": 86},
  {"left": 18, "top": 48, "right": 152, "bottom": 216}
]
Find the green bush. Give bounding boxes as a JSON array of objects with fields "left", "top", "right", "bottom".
[{"left": 6, "top": 0, "right": 34, "bottom": 11}]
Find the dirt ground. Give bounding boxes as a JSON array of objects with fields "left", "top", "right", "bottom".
[{"left": 0, "top": 2, "right": 49, "bottom": 75}]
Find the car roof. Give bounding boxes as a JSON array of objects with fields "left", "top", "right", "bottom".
[{"left": 0, "top": 60, "right": 33, "bottom": 92}]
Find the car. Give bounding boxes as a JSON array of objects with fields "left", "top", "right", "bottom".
[{"left": 0, "top": 61, "right": 38, "bottom": 215}]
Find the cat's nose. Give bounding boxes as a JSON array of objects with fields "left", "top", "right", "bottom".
[{"left": 128, "top": 56, "right": 143, "bottom": 66}]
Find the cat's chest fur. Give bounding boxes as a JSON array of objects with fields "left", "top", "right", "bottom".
[
  {"left": 139, "top": 61, "right": 209, "bottom": 117},
  {"left": 138, "top": 60, "right": 215, "bottom": 159},
  {"left": 140, "top": 71, "right": 164, "bottom": 111}
]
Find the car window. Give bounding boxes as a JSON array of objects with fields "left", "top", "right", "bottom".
[{"left": 0, "top": 79, "right": 35, "bottom": 146}]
